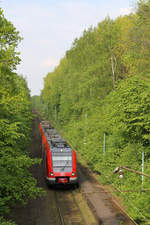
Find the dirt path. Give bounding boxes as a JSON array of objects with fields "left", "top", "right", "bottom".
[
  {"left": 78, "top": 164, "right": 137, "bottom": 225},
  {"left": 6, "top": 116, "right": 137, "bottom": 225}
]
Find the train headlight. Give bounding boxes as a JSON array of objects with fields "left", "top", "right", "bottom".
[
  {"left": 50, "top": 172, "right": 54, "bottom": 176},
  {"left": 72, "top": 172, "right": 76, "bottom": 176}
]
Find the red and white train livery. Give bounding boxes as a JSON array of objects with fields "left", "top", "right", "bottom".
[{"left": 39, "top": 121, "right": 78, "bottom": 186}]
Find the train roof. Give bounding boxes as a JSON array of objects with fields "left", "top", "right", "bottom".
[
  {"left": 45, "top": 129, "right": 58, "bottom": 135},
  {"left": 40, "top": 121, "right": 53, "bottom": 128},
  {"left": 51, "top": 147, "right": 72, "bottom": 154},
  {"left": 51, "top": 137, "right": 66, "bottom": 142},
  {"left": 45, "top": 134, "right": 61, "bottom": 140},
  {"left": 40, "top": 121, "right": 71, "bottom": 150},
  {"left": 48, "top": 140, "right": 70, "bottom": 148}
]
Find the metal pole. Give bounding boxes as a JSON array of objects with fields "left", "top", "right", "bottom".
[
  {"left": 47, "top": 104, "right": 48, "bottom": 119},
  {"left": 85, "top": 113, "right": 87, "bottom": 121},
  {"left": 55, "top": 106, "right": 57, "bottom": 121},
  {"left": 84, "top": 113, "right": 87, "bottom": 145},
  {"left": 103, "top": 133, "right": 106, "bottom": 154},
  {"left": 142, "top": 151, "right": 144, "bottom": 186}
]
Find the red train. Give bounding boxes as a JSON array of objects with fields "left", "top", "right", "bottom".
[{"left": 39, "top": 121, "right": 78, "bottom": 187}]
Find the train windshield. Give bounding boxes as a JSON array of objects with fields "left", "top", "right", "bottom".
[{"left": 51, "top": 149, "right": 72, "bottom": 172}]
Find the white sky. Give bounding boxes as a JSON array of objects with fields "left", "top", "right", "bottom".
[{"left": 1, "top": 0, "right": 137, "bottom": 96}]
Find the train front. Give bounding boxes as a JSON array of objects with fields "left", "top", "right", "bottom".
[{"left": 47, "top": 140, "right": 78, "bottom": 186}]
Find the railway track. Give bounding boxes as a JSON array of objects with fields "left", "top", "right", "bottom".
[
  {"left": 55, "top": 191, "right": 65, "bottom": 225},
  {"left": 54, "top": 189, "right": 89, "bottom": 225},
  {"left": 71, "top": 190, "right": 87, "bottom": 225}
]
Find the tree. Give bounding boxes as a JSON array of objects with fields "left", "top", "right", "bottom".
[{"left": 0, "top": 8, "right": 44, "bottom": 224}]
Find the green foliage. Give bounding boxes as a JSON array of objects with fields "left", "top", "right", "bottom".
[
  {"left": 31, "top": 95, "right": 47, "bottom": 120},
  {"left": 0, "top": 8, "right": 44, "bottom": 224},
  {"left": 0, "top": 217, "right": 16, "bottom": 225},
  {"left": 0, "top": 8, "right": 22, "bottom": 70},
  {"left": 105, "top": 77, "right": 150, "bottom": 147}
]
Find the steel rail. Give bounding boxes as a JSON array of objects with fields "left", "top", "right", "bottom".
[
  {"left": 71, "top": 190, "right": 87, "bottom": 225},
  {"left": 54, "top": 191, "right": 65, "bottom": 225}
]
